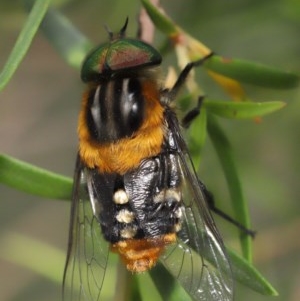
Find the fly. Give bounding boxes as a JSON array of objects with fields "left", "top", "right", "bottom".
[{"left": 63, "top": 18, "right": 234, "bottom": 301}]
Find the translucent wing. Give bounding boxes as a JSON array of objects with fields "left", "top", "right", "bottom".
[
  {"left": 160, "top": 109, "right": 234, "bottom": 301},
  {"left": 63, "top": 156, "right": 110, "bottom": 301}
]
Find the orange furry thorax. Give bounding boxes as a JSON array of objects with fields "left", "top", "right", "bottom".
[{"left": 78, "top": 79, "right": 165, "bottom": 174}]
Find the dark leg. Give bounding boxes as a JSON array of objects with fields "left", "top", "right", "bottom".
[
  {"left": 167, "top": 52, "right": 214, "bottom": 102},
  {"left": 181, "top": 96, "right": 204, "bottom": 128},
  {"left": 200, "top": 180, "right": 256, "bottom": 238}
]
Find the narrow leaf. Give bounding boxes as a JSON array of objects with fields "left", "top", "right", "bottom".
[
  {"left": 140, "top": 0, "right": 178, "bottom": 36},
  {"left": 0, "top": 0, "right": 51, "bottom": 91},
  {"left": 157, "top": 239, "right": 277, "bottom": 297},
  {"left": 132, "top": 274, "right": 154, "bottom": 301},
  {"left": 0, "top": 154, "right": 72, "bottom": 200},
  {"left": 186, "top": 107, "right": 207, "bottom": 169},
  {"left": 205, "top": 55, "right": 299, "bottom": 89},
  {"left": 207, "top": 70, "right": 246, "bottom": 101},
  {"left": 40, "top": 8, "right": 93, "bottom": 69},
  {"left": 149, "top": 264, "right": 192, "bottom": 301},
  {"left": 227, "top": 248, "right": 278, "bottom": 296},
  {"left": 205, "top": 100, "right": 286, "bottom": 119},
  {"left": 207, "top": 116, "right": 252, "bottom": 260}
]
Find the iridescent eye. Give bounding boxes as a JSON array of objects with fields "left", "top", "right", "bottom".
[{"left": 81, "top": 38, "right": 161, "bottom": 82}]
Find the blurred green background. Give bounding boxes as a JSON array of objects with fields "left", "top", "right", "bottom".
[{"left": 0, "top": 0, "right": 299, "bottom": 300}]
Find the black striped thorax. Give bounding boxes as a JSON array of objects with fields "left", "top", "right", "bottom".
[{"left": 86, "top": 76, "right": 146, "bottom": 143}]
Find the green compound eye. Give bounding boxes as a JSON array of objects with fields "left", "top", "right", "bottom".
[{"left": 81, "top": 38, "right": 162, "bottom": 82}]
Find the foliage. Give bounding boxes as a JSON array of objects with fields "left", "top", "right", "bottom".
[{"left": 1, "top": 0, "right": 299, "bottom": 300}]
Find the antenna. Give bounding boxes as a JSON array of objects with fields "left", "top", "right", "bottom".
[
  {"left": 119, "top": 17, "right": 129, "bottom": 38},
  {"left": 104, "top": 24, "right": 113, "bottom": 40},
  {"left": 104, "top": 17, "right": 129, "bottom": 41}
]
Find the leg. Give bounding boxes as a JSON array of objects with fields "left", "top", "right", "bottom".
[
  {"left": 200, "top": 181, "right": 256, "bottom": 238},
  {"left": 167, "top": 52, "right": 214, "bottom": 102},
  {"left": 181, "top": 96, "right": 204, "bottom": 128}
]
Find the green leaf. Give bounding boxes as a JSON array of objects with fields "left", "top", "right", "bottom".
[
  {"left": 186, "top": 107, "right": 207, "bottom": 169},
  {"left": 0, "top": 0, "right": 51, "bottom": 91},
  {"left": 140, "top": 0, "right": 178, "bottom": 36},
  {"left": 156, "top": 239, "right": 277, "bottom": 298},
  {"left": 207, "top": 116, "right": 252, "bottom": 261},
  {"left": 204, "top": 100, "right": 286, "bottom": 119},
  {"left": 135, "top": 271, "right": 164, "bottom": 301},
  {"left": 149, "top": 264, "right": 192, "bottom": 301},
  {"left": 113, "top": 264, "right": 139, "bottom": 301},
  {"left": 205, "top": 55, "right": 300, "bottom": 89},
  {"left": 227, "top": 248, "right": 278, "bottom": 296},
  {"left": 0, "top": 154, "right": 72, "bottom": 200},
  {"left": 39, "top": 7, "right": 93, "bottom": 69}
]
